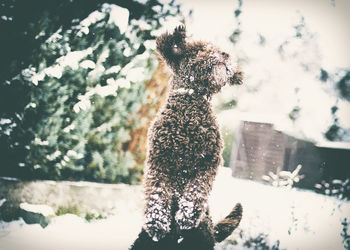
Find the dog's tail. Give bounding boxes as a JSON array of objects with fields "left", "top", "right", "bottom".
[{"left": 213, "top": 203, "right": 243, "bottom": 243}]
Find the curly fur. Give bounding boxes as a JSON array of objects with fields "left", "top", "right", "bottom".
[{"left": 130, "top": 25, "right": 243, "bottom": 250}]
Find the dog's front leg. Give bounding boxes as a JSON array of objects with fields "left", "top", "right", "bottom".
[{"left": 175, "top": 171, "right": 215, "bottom": 230}]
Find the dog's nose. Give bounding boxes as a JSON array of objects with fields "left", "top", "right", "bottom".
[{"left": 229, "top": 71, "right": 244, "bottom": 85}]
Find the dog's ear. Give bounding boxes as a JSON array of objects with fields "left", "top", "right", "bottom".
[
  {"left": 229, "top": 66, "right": 243, "bottom": 85},
  {"left": 156, "top": 25, "right": 186, "bottom": 69}
]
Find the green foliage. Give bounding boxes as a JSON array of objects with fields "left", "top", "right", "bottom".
[
  {"left": 222, "top": 128, "right": 235, "bottom": 168},
  {"left": 56, "top": 205, "right": 106, "bottom": 222},
  {"left": 288, "top": 106, "right": 301, "bottom": 122},
  {"left": 341, "top": 218, "right": 350, "bottom": 250},
  {"left": 229, "top": 0, "right": 243, "bottom": 44},
  {"left": 217, "top": 99, "right": 237, "bottom": 111},
  {"left": 0, "top": 0, "right": 183, "bottom": 183},
  {"left": 56, "top": 205, "right": 80, "bottom": 217},
  {"left": 337, "top": 71, "right": 350, "bottom": 102},
  {"left": 84, "top": 211, "right": 106, "bottom": 222},
  {"left": 242, "top": 233, "right": 280, "bottom": 250}
]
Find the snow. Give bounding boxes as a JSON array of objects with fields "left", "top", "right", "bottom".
[
  {"left": 19, "top": 203, "right": 55, "bottom": 217},
  {"left": 30, "top": 47, "right": 94, "bottom": 85},
  {"left": 125, "top": 67, "right": 146, "bottom": 83},
  {"left": 73, "top": 76, "right": 127, "bottom": 112},
  {"left": 33, "top": 137, "right": 49, "bottom": 146},
  {"left": 0, "top": 199, "right": 6, "bottom": 207},
  {"left": 57, "top": 49, "right": 94, "bottom": 71},
  {"left": 211, "top": 168, "right": 350, "bottom": 250},
  {"left": 80, "top": 60, "right": 96, "bottom": 69},
  {"left": 46, "top": 150, "right": 61, "bottom": 161},
  {"left": 1, "top": 167, "right": 349, "bottom": 250},
  {"left": 0, "top": 119, "right": 12, "bottom": 125},
  {"left": 105, "top": 65, "right": 121, "bottom": 75},
  {"left": 107, "top": 5, "right": 129, "bottom": 34},
  {"left": 29, "top": 3, "right": 129, "bottom": 88},
  {"left": 0, "top": 176, "right": 19, "bottom": 181},
  {"left": 0, "top": 214, "right": 141, "bottom": 250},
  {"left": 316, "top": 141, "right": 350, "bottom": 150},
  {"left": 79, "top": 10, "right": 105, "bottom": 28}
]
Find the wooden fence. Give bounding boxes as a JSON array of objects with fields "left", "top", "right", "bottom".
[{"left": 230, "top": 121, "right": 350, "bottom": 189}]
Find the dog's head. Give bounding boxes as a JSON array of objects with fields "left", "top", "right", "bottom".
[{"left": 156, "top": 25, "right": 243, "bottom": 96}]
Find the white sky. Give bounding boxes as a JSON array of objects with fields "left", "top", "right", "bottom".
[
  {"left": 176, "top": 0, "right": 350, "bottom": 69},
  {"left": 166, "top": 0, "right": 350, "bottom": 142}
]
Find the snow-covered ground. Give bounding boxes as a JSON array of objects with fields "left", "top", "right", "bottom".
[
  {"left": 0, "top": 167, "right": 349, "bottom": 250},
  {"left": 211, "top": 168, "right": 350, "bottom": 250}
]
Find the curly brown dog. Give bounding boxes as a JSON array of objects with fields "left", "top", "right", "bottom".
[{"left": 130, "top": 25, "right": 243, "bottom": 250}]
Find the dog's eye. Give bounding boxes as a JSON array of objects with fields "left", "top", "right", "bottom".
[{"left": 221, "top": 52, "right": 229, "bottom": 59}]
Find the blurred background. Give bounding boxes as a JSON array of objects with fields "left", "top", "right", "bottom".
[{"left": 0, "top": 0, "right": 349, "bottom": 249}]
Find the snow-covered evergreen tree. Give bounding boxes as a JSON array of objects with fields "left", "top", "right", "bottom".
[{"left": 0, "top": 0, "right": 183, "bottom": 183}]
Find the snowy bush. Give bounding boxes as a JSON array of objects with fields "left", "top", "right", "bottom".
[
  {"left": 0, "top": 0, "right": 183, "bottom": 183},
  {"left": 262, "top": 164, "right": 304, "bottom": 188},
  {"left": 314, "top": 178, "right": 350, "bottom": 200}
]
